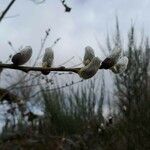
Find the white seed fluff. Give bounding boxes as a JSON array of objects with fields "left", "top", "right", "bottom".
[
  {"left": 79, "top": 57, "right": 101, "bottom": 79},
  {"left": 83, "top": 46, "right": 95, "bottom": 66}
]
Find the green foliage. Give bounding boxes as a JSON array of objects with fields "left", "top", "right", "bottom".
[
  {"left": 102, "top": 23, "right": 150, "bottom": 150},
  {"left": 40, "top": 78, "right": 105, "bottom": 136}
]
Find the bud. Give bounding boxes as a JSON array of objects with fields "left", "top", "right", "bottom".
[
  {"left": 100, "top": 47, "right": 122, "bottom": 69},
  {"left": 42, "top": 47, "right": 54, "bottom": 75},
  {"left": 12, "top": 46, "right": 32, "bottom": 65},
  {"left": 110, "top": 56, "right": 128, "bottom": 74},
  {"left": 79, "top": 57, "right": 101, "bottom": 79},
  {"left": 83, "top": 46, "right": 95, "bottom": 66}
]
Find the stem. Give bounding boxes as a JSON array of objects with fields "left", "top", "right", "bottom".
[{"left": 0, "top": 63, "right": 80, "bottom": 74}]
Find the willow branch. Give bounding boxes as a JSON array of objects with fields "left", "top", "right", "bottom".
[{"left": 0, "top": 63, "right": 80, "bottom": 74}]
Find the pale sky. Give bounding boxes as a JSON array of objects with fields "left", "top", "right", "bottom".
[{"left": 1, "top": 0, "right": 150, "bottom": 66}]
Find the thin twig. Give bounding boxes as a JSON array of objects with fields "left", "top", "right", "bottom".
[
  {"left": 60, "top": 0, "right": 71, "bottom": 12},
  {"left": 33, "top": 28, "right": 51, "bottom": 66},
  {"left": 0, "top": 0, "right": 16, "bottom": 22},
  {"left": 28, "top": 79, "right": 84, "bottom": 99}
]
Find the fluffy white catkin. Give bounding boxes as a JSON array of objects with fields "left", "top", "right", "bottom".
[
  {"left": 83, "top": 46, "right": 95, "bottom": 66},
  {"left": 100, "top": 47, "right": 122, "bottom": 69},
  {"left": 42, "top": 47, "right": 54, "bottom": 68},
  {"left": 110, "top": 56, "right": 128, "bottom": 74},
  {"left": 41, "top": 47, "right": 54, "bottom": 75},
  {"left": 79, "top": 57, "right": 101, "bottom": 79},
  {"left": 108, "top": 47, "right": 122, "bottom": 63},
  {"left": 12, "top": 46, "right": 32, "bottom": 65}
]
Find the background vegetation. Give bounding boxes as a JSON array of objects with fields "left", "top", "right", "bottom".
[{"left": 0, "top": 21, "right": 149, "bottom": 150}]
